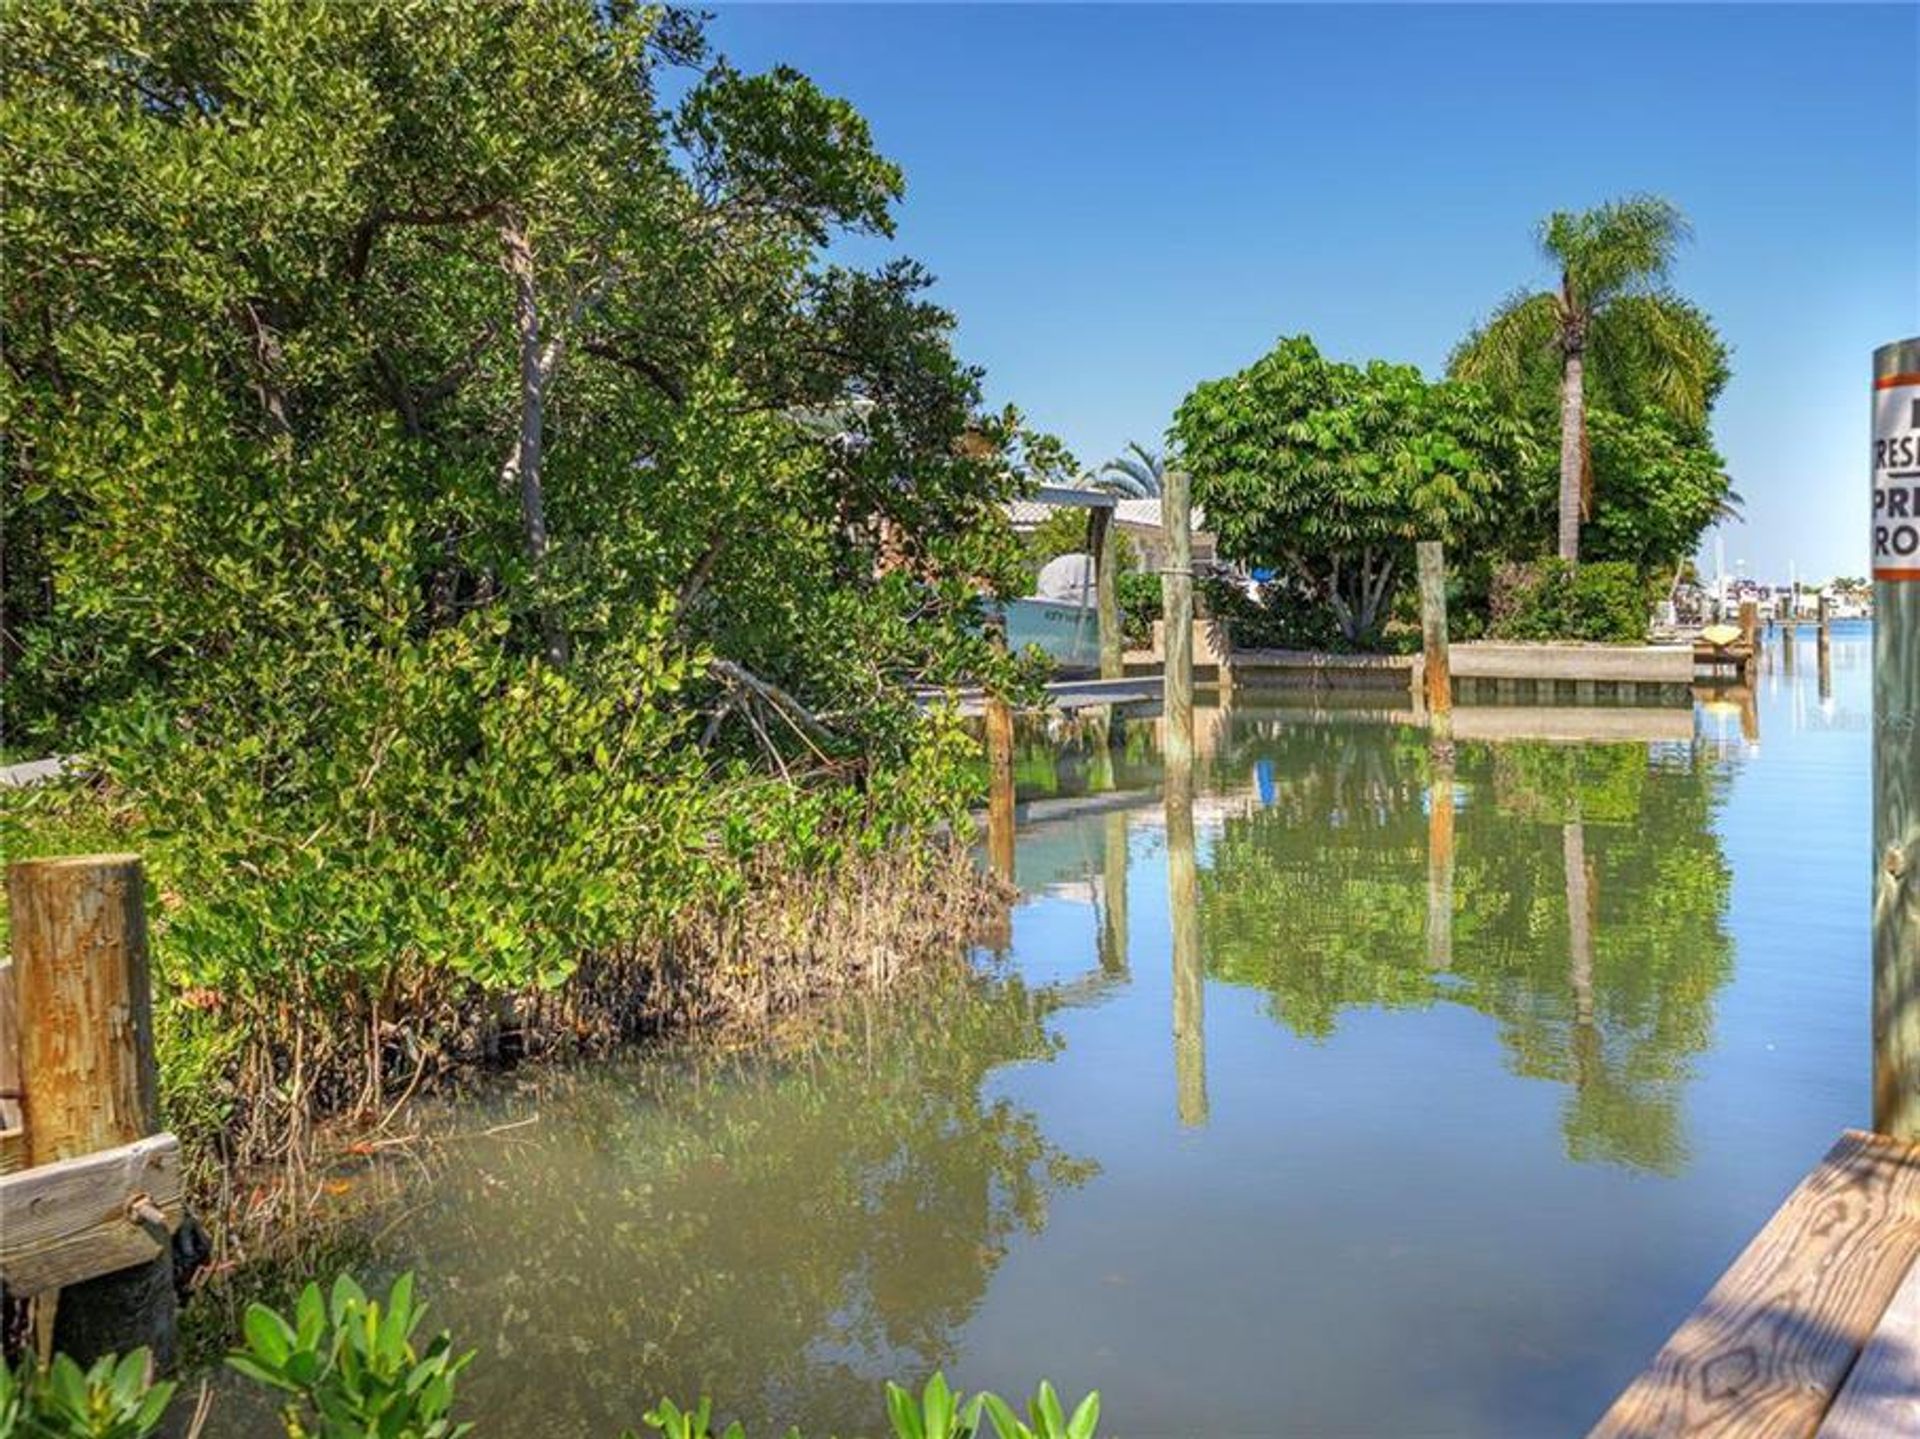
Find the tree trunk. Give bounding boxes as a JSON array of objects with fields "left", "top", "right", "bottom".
[
  {"left": 1558, "top": 346, "right": 1586, "bottom": 564},
  {"left": 498, "top": 210, "right": 569, "bottom": 668}
]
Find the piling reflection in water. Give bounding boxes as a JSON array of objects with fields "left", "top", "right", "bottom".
[
  {"left": 271, "top": 680, "right": 1832, "bottom": 1439},
  {"left": 1098, "top": 808, "right": 1129, "bottom": 977},
  {"left": 1166, "top": 750, "right": 1207, "bottom": 1128},
  {"left": 1426, "top": 745, "right": 1456, "bottom": 971}
]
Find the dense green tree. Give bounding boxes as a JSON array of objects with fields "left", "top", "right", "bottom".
[
  {"left": 0, "top": 0, "right": 1038, "bottom": 1158},
  {"left": 1171, "top": 335, "right": 1529, "bottom": 645},
  {"left": 1449, "top": 196, "right": 1727, "bottom": 564}
]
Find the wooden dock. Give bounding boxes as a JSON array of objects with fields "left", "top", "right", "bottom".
[
  {"left": 926, "top": 675, "right": 1167, "bottom": 717},
  {"left": 1228, "top": 640, "right": 1751, "bottom": 695},
  {"left": 1590, "top": 1129, "right": 1920, "bottom": 1437}
]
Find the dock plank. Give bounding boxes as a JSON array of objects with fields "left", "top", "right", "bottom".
[
  {"left": 1816, "top": 1255, "right": 1920, "bottom": 1439},
  {"left": 0, "top": 1133, "right": 183, "bottom": 1294},
  {"left": 1589, "top": 1129, "right": 1920, "bottom": 1439}
]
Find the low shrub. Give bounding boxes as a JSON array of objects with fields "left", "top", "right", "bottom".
[
  {"left": 1116, "top": 572, "right": 1161, "bottom": 648},
  {"left": 1487, "top": 560, "right": 1652, "bottom": 643},
  {"left": 1200, "top": 576, "right": 1362, "bottom": 653},
  {"left": 4, "top": 1277, "right": 1100, "bottom": 1439}
]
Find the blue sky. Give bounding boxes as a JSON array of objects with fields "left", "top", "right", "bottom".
[{"left": 707, "top": 4, "right": 1919, "bottom": 581}]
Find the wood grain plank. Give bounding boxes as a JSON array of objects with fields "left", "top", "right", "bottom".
[
  {"left": 0, "top": 961, "right": 20, "bottom": 1136},
  {"left": 1589, "top": 1130, "right": 1920, "bottom": 1439},
  {"left": 1817, "top": 1255, "right": 1920, "bottom": 1439},
  {"left": 0, "top": 1133, "right": 182, "bottom": 1295}
]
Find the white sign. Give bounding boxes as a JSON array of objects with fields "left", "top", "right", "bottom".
[{"left": 1874, "top": 374, "right": 1920, "bottom": 580}]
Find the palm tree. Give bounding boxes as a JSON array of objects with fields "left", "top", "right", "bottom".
[
  {"left": 1452, "top": 196, "right": 1722, "bottom": 563},
  {"left": 1095, "top": 441, "right": 1166, "bottom": 499}
]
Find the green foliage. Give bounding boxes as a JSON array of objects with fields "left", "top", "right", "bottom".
[
  {"left": 1093, "top": 442, "right": 1163, "bottom": 499},
  {"left": 1173, "top": 335, "right": 1529, "bottom": 645},
  {"left": 16, "top": 1278, "right": 1096, "bottom": 1439},
  {"left": 226, "top": 1273, "right": 473, "bottom": 1438},
  {"left": 1449, "top": 196, "right": 1730, "bottom": 563},
  {"left": 0, "top": 0, "right": 1030, "bottom": 1160},
  {"left": 1199, "top": 576, "right": 1354, "bottom": 654},
  {"left": 1488, "top": 560, "right": 1652, "bottom": 643},
  {"left": 1116, "top": 571, "right": 1161, "bottom": 647},
  {"left": 1582, "top": 409, "right": 1733, "bottom": 573},
  {"left": 636, "top": 1396, "right": 758, "bottom": 1439},
  {"left": 0, "top": 1351, "right": 174, "bottom": 1439},
  {"left": 631, "top": 1377, "right": 1100, "bottom": 1439},
  {"left": 977, "top": 1385, "right": 1100, "bottom": 1439},
  {"left": 884, "top": 1373, "right": 980, "bottom": 1439},
  {"left": 1021, "top": 510, "right": 1134, "bottom": 576}
]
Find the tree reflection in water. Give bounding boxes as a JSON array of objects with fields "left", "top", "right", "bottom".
[
  {"left": 1198, "top": 720, "right": 1734, "bottom": 1174},
  {"left": 364, "top": 971, "right": 1097, "bottom": 1437}
]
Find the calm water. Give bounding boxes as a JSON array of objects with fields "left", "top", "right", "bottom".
[{"left": 290, "top": 625, "right": 1871, "bottom": 1437}]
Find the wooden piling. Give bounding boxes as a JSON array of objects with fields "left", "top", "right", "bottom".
[
  {"left": 1160, "top": 466, "right": 1194, "bottom": 769},
  {"left": 1416, "top": 542, "right": 1453, "bottom": 751},
  {"left": 1873, "top": 336, "right": 1920, "bottom": 1138},
  {"left": 984, "top": 702, "right": 1015, "bottom": 886},
  {"left": 8, "top": 855, "right": 177, "bottom": 1368},
  {"left": 1089, "top": 506, "right": 1123, "bottom": 683}
]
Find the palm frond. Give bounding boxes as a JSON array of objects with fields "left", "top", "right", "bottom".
[
  {"left": 1539, "top": 195, "right": 1691, "bottom": 310},
  {"left": 1095, "top": 440, "right": 1166, "bottom": 497},
  {"left": 1588, "top": 290, "right": 1725, "bottom": 424},
  {"left": 1448, "top": 290, "right": 1560, "bottom": 404}
]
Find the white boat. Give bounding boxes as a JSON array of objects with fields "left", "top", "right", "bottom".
[
  {"left": 998, "top": 553, "right": 1102, "bottom": 668},
  {"left": 1001, "top": 595, "right": 1102, "bottom": 669}
]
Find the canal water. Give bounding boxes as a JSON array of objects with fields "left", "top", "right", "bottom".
[{"left": 294, "top": 625, "right": 1869, "bottom": 1437}]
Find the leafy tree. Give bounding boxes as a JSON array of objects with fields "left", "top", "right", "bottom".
[
  {"left": 1449, "top": 196, "right": 1727, "bottom": 563},
  {"left": 0, "top": 0, "right": 1035, "bottom": 1162},
  {"left": 1582, "top": 407, "right": 1734, "bottom": 572},
  {"left": 1171, "top": 335, "right": 1528, "bottom": 645}
]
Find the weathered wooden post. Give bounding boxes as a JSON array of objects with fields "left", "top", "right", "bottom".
[
  {"left": 1817, "top": 592, "right": 1833, "bottom": 700},
  {"left": 1417, "top": 542, "right": 1454, "bottom": 752},
  {"left": 984, "top": 621, "right": 1017, "bottom": 887},
  {"left": 1088, "top": 503, "right": 1123, "bottom": 683},
  {"left": 1872, "top": 336, "right": 1920, "bottom": 1138},
  {"left": 1739, "top": 599, "right": 1761, "bottom": 685},
  {"left": 1161, "top": 467, "right": 1194, "bottom": 770},
  {"left": 8, "top": 856, "right": 177, "bottom": 1367}
]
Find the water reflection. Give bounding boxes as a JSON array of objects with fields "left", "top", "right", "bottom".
[
  {"left": 276, "top": 667, "right": 1856, "bottom": 1438},
  {"left": 361, "top": 976, "right": 1096, "bottom": 1436},
  {"left": 1197, "top": 725, "right": 1734, "bottom": 1174},
  {"left": 1167, "top": 757, "right": 1208, "bottom": 1128}
]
